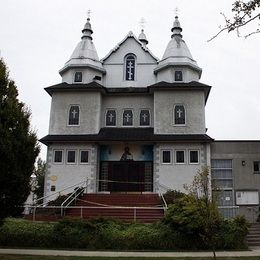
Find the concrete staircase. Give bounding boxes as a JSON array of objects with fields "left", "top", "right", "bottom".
[
  {"left": 247, "top": 222, "right": 260, "bottom": 247},
  {"left": 64, "top": 193, "right": 165, "bottom": 223}
]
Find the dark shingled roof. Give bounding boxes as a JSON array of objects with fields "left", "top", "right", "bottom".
[
  {"left": 44, "top": 81, "right": 211, "bottom": 101},
  {"left": 40, "top": 127, "right": 214, "bottom": 145}
]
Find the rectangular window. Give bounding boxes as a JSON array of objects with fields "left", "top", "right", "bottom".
[
  {"left": 162, "top": 150, "right": 171, "bottom": 164},
  {"left": 67, "top": 150, "right": 76, "bottom": 164},
  {"left": 175, "top": 150, "right": 185, "bottom": 164},
  {"left": 189, "top": 150, "right": 199, "bottom": 164},
  {"left": 80, "top": 150, "right": 89, "bottom": 164},
  {"left": 254, "top": 161, "right": 260, "bottom": 173},
  {"left": 54, "top": 150, "right": 63, "bottom": 163}
]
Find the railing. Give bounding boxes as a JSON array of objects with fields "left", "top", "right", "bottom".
[
  {"left": 33, "top": 180, "right": 88, "bottom": 207},
  {"left": 61, "top": 179, "right": 89, "bottom": 216},
  {"left": 155, "top": 182, "right": 169, "bottom": 214},
  {"left": 32, "top": 205, "right": 164, "bottom": 222}
]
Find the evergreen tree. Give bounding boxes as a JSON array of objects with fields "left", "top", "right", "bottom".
[
  {"left": 33, "top": 158, "right": 46, "bottom": 203},
  {"left": 0, "top": 58, "right": 39, "bottom": 220}
]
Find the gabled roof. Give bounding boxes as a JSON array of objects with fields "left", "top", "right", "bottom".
[
  {"left": 40, "top": 127, "right": 214, "bottom": 145},
  {"left": 101, "top": 31, "right": 159, "bottom": 62}
]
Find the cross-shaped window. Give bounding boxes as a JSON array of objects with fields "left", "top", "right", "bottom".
[
  {"left": 68, "top": 105, "right": 79, "bottom": 125},
  {"left": 74, "top": 72, "right": 83, "bottom": 82},
  {"left": 123, "top": 110, "right": 133, "bottom": 126},
  {"left": 174, "top": 105, "right": 185, "bottom": 125},
  {"left": 125, "top": 54, "right": 135, "bottom": 81},
  {"left": 106, "top": 110, "right": 116, "bottom": 126},
  {"left": 140, "top": 110, "right": 150, "bottom": 126}
]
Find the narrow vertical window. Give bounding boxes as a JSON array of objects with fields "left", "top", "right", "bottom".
[
  {"left": 125, "top": 54, "right": 135, "bottom": 81},
  {"left": 54, "top": 150, "right": 63, "bottom": 163},
  {"left": 140, "top": 110, "right": 150, "bottom": 126},
  {"left": 162, "top": 150, "right": 172, "bottom": 164},
  {"left": 74, "top": 72, "right": 82, "bottom": 82},
  {"left": 175, "top": 71, "right": 183, "bottom": 81},
  {"left": 67, "top": 150, "right": 76, "bottom": 164},
  {"left": 175, "top": 150, "right": 185, "bottom": 164},
  {"left": 174, "top": 105, "right": 185, "bottom": 125},
  {"left": 189, "top": 150, "right": 199, "bottom": 164},
  {"left": 68, "top": 106, "right": 79, "bottom": 125},
  {"left": 123, "top": 110, "right": 133, "bottom": 126},
  {"left": 106, "top": 110, "right": 116, "bottom": 126},
  {"left": 254, "top": 162, "right": 260, "bottom": 173},
  {"left": 80, "top": 150, "right": 89, "bottom": 164}
]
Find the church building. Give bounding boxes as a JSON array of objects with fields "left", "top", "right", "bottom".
[{"left": 40, "top": 16, "right": 260, "bottom": 221}]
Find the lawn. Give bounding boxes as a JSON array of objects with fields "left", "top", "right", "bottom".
[{"left": 1, "top": 256, "right": 260, "bottom": 260}]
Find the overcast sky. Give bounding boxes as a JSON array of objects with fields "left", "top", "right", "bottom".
[{"left": 1, "top": 0, "right": 260, "bottom": 159}]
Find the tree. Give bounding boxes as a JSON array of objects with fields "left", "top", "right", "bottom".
[
  {"left": 209, "top": 0, "right": 260, "bottom": 41},
  {"left": 0, "top": 58, "right": 40, "bottom": 220},
  {"left": 165, "top": 167, "right": 222, "bottom": 259},
  {"left": 33, "top": 158, "right": 46, "bottom": 203}
]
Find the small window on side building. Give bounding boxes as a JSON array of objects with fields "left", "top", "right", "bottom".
[
  {"left": 140, "top": 110, "right": 150, "bottom": 126},
  {"left": 175, "top": 150, "right": 185, "bottom": 164},
  {"left": 106, "top": 110, "right": 116, "bottom": 126},
  {"left": 162, "top": 150, "right": 172, "bottom": 164},
  {"left": 80, "top": 150, "right": 89, "bottom": 164},
  {"left": 123, "top": 110, "right": 133, "bottom": 126},
  {"left": 67, "top": 150, "right": 76, "bottom": 164},
  {"left": 54, "top": 150, "right": 63, "bottom": 163},
  {"left": 189, "top": 150, "right": 199, "bottom": 164}
]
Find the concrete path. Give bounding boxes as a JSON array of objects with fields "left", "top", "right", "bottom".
[{"left": 1, "top": 248, "right": 260, "bottom": 258}]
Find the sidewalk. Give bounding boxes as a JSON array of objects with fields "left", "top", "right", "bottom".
[{"left": 1, "top": 248, "right": 260, "bottom": 258}]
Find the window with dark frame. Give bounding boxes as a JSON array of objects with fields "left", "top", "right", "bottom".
[
  {"left": 176, "top": 150, "right": 185, "bottom": 164},
  {"left": 140, "top": 110, "right": 150, "bottom": 126},
  {"left": 123, "top": 110, "right": 133, "bottom": 126},
  {"left": 74, "top": 72, "right": 83, "bottom": 82},
  {"left": 106, "top": 110, "right": 116, "bottom": 126},
  {"left": 54, "top": 150, "right": 62, "bottom": 163},
  {"left": 68, "top": 106, "right": 79, "bottom": 125},
  {"left": 189, "top": 150, "right": 199, "bottom": 164},
  {"left": 80, "top": 150, "right": 89, "bottom": 163},
  {"left": 162, "top": 150, "right": 171, "bottom": 164},
  {"left": 174, "top": 105, "right": 185, "bottom": 125},
  {"left": 254, "top": 161, "right": 260, "bottom": 173},
  {"left": 125, "top": 54, "right": 135, "bottom": 81},
  {"left": 67, "top": 150, "right": 76, "bottom": 163},
  {"left": 175, "top": 71, "right": 183, "bottom": 81}
]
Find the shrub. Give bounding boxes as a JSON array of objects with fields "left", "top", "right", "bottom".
[{"left": 163, "top": 190, "right": 185, "bottom": 205}]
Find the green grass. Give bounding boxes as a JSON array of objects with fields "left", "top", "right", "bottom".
[{"left": 1, "top": 256, "right": 260, "bottom": 260}]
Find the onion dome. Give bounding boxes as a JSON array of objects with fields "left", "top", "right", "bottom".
[
  {"left": 59, "top": 17, "right": 105, "bottom": 75},
  {"left": 138, "top": 29, "right": 149, "bottom": 45}
]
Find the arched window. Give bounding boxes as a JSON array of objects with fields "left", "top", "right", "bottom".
[
  {"left": 106, "top": 110, "right": 116, "bottom": 126},
  {"left": 125, "top": 54, "right": 135, "bottom": 81},
  {"left": 123, "top": 110, "right": 133, "bottom": 126},
  {"left": 174, "top": 105, "right": 185, "bottom": 125},
  {"left": 175, "top": 71, "right": 183, "bottom": 81},
  {"left": 140, "top": 110, "right": 150, "bottom": 126},
  {"left": 68, "top": 105, "right": 80, "bottom": 125},
  {"left": 74, "top": 72, "right": 83, "bottom": 82}
]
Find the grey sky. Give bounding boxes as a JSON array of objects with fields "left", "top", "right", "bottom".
[{"left": 0, "top": 0, "right": 259, "bottom": 159}]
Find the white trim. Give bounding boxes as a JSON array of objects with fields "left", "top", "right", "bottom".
[
  {"left": 67, "top": 104, "right": 80, "bottom": 127},
  {"left": 188, "top": 149, "right": 200, "bottom": 164},
  {"left": 105, "top": 108, "right": 117, "bottom": 127},
  {"left": 66, "top": 150, "right": 77, "bottom": 165},
  {"left": 161, "top": 149, "right": 173, "bottom": 164},
  {"left": 79, "top": 150, "right": 90, "bottom": 164},
  {"left": 175, "top": 150, "right": 186, "bottom": 164},
  {"left": 53, "top": 149, "right": 64, "bottom": 164}
]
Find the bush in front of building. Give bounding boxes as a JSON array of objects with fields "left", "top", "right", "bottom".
[{"left": 0, "top": 215, "right": 248, "bottom": 250}]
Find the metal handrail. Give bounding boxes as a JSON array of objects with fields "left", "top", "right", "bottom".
[
  {"left": 61, "top": 180, "right": 89, "bottom": 216},
  {"left": 34, "top": 180, "right": 87, "bottom": 206},
  {"left": 155, "top": 182, "right": 168, "bottom": 212}
]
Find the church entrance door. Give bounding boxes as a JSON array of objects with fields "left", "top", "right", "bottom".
[{"left": 99, "top": 161, "right": 153, "bottom": 192}]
